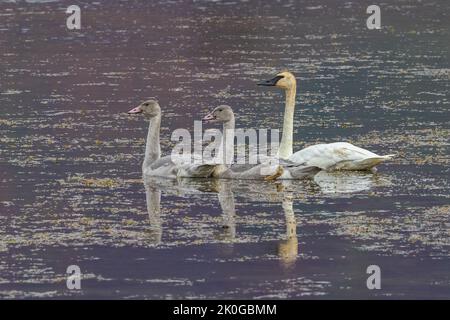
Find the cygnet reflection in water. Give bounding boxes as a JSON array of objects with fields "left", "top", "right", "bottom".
[{"left": 142, "top": 177, "right": 301, "bottom": 268}]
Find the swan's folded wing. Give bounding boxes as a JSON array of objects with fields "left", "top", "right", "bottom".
[
  {"left": 225, "top": 163, "right": 282, "bottom": 180},
  {"left": 177, "top": 163, "right": 218, "bottom": 178},
  {"left": 149, "top": 156, "right": 175, "bottom": 170},
  {"left": 289, "top": 142, "right": 382, "bottom": 169},
  {"left": 145, "top": 156, "right": 178, "bottom": 177}
]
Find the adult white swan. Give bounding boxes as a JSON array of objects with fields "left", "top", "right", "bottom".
[
  {"left": 128, "top": 99, "right": 217, "bottom": 179},
  {"left": 257, "top": 71, "right": 395, "bottom": 171}
]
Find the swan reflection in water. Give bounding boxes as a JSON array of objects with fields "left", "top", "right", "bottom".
[
  {"left": 313, "top": 170, "right": 390, "bottom": 195},
  {"left": 142, "top": 171, "right": 390, "bottom": 267},
  {"left": 143, "top": 178, "right": 302, "bottom": 268}
]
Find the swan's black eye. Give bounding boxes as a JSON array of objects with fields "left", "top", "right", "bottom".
[
  {"left": 144, "top": 103, "right": 149, "bottom": 106},
  {"left": 218, "top": 108, "right": 223, "bottom": 112}
]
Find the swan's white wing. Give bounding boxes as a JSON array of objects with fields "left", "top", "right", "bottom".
[{"left": 289, "top": 142, "right": 385, "bottom": 170}]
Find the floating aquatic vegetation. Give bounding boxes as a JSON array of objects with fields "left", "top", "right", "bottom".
[{"left": 59, "top": 175, "right": 121, "bottom": 188}]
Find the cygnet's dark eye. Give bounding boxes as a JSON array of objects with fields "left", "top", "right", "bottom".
[
  {"left": 144, "top": 103, "right": 149, "bottom": 106},
  {"left": 218, "top": 108, "right": 223, "bottom": 112}
]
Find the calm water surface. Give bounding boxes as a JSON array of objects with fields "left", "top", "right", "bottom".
[{"left": 0, "top": 0, "right": 449, "bottom": 299}]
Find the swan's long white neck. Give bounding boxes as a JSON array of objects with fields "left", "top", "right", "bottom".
[
  {"left": 278, "top": 84, "right": 296, "bottom": 159},
  {"left": 143, "top": 115, "right": 161, "bottom": 171},
  {"left": 219, "top": 116, "right": 235, "bottom": 166}
]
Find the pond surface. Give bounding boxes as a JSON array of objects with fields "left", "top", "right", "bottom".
[{"left": 0, "top": 0, "right": 449, "bottom": 299}]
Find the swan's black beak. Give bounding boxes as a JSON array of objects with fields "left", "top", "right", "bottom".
[{"left": 257, "top": 75, "right": 283, "bottom": 86}]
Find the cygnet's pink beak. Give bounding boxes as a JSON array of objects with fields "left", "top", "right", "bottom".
[
  {"left": 202, "top": 112, "right": 215, "bottom": 122},
  {"left": 128, "top": 106, "right": 143, "bottom": 114}
]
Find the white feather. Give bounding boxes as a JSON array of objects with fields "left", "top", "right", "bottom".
[{"left": 289, "top": 142, "right": 394, "bottom": 170}]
